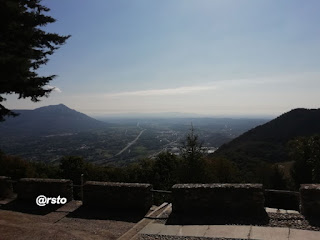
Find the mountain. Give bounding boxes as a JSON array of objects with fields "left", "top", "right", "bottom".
[
  {"left": 95, "top": 112, "right": 274, "bottom": 119},
  {"left": 0, "top": 104, "right": 109, "bottom": 136},
  {"left": 214, "top": 108, "right": 320, "bottom": 165}
]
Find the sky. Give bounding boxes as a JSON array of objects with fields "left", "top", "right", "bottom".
[{"left": 5, "top": 0, "right": 320, "bottom": 117}]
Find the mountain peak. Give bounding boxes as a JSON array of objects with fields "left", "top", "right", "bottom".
[
  {"left": 36, "top": 103, "right": 70, "bottom": 110},
  {"left": 1, "top": 104, "right": 108, "bottom": 136},
  {"left": 57, "top": 103, "right": 68, "bottom": 107},
  {"left": 33, "top": 104, "right": 77, "bottom": 115}
]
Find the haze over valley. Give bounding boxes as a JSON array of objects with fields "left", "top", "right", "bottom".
[{"left": 0, "top": 104, "right": 268, "bottom": 166}]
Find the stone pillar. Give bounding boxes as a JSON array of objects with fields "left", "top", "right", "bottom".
[
  {"left": 0, "top": 176, "right": 13, "bottom": 199},
  {"left": 16, "top": 178, "right": 73, "bottom": 202},
  {"left": 83, "top": 181, "right": 152, "bottom": 211},
  {"left": 300, "top": 184, "right": 320, "bottom": 217},
  {"left": 172, "top": 183, "right": 265, "bottom": 216}
]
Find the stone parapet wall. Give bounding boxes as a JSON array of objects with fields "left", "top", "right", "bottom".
[
  {"left": 300, "top": 184, "right": 320, "bottom": 217},
  {"left": 83, "top": 181, "right": 152, "bottom": 211},
  {"left": 172, "top": 183, "right": 265, "bottom": 216},
  {"left": 16, "top": 178, "right": 73, "bottom": 202},
  {"left": 7, "top": 176, "right": 320, "bottom": 217},
  {"left": 265, "top": 189, "right": 300, "bottom": 211},
  {"left": 0, "top": 176, "right": 13, "bottom": 199}
]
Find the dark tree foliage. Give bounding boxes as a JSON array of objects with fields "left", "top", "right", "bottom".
[
  {"left": 255, "top": 163, "right": 288, "bottom": 190},
  {"left": 205, "top": 157, "right": 241, "bottom": 183},
  {"left": 0, "top": 0, "right": 70, "bottom": 121},
  {"left": 153, "top": 151, "right": 181, "bottom": 189},
  {"left": 60, "top": 156, "right": 87, "bottom": 184},
  {"left": 0, "top": 150, "right": 59, "bottom": 179},
  {"left": 125, "top": 158, "right": 155, "bottom": 183},
  {"left": 288, "top": 135, "right": 320, "bottom": 188},
  {"left": 180, "top": 124, "right": 207, "bottom": 183}
]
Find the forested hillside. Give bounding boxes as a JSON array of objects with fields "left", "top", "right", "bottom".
[{"left": 214, "top": 108, "right": 320, "bottom": 168}]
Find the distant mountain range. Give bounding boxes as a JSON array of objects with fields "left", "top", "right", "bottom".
[
  {"left": 0, "top": 104, "right": 109, "bottom": 136},
  {"left": 94, "top": 112, "right": 274, "bottom": 119},
  {"left": 2, "top": 104, "right": 319, "bottom": 168},
  {"left": 94, "top": 112, "right": 214, "bottom": 119},
  {"left": 214, "top": 108, "right": 320, "bottom": 165}
]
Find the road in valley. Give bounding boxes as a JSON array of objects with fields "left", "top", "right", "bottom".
[{"left": 115, "top": 129, "right": 146, "bottom": 156}]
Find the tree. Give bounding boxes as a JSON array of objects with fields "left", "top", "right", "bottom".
[
  {"left": 255, "top": 163, "right": 287, "bottom": 189},
  {"left": 60, "top": 156, "right": 87, "bottom": 184},
  {"left": 0, "top": 152, "right": 36, "bottom": 179},
  {"left": 125, "top": 158, "right": 155, "bottom": 183},
  {"left": 0, "top": 0, "right": 70, "bottom": 121},
  {"left": 206, "top": 157, "right": 241, "bottom": 183},
  {"left": 180, "top": 124, "right": 206, "bottom": 183},
  {"left": 153, "top": 151, "right": 181, "bottom": 189},
  {"left": 288, "top": 135, "right": 320, "bottom": 188}
]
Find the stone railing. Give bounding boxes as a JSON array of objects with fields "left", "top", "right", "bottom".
[
  {"left": 0, "top": 176, "right": 13, "bottom": 199},
  {"left": 300, "top": 184, "right": 320, "bottom": 218},
  {"left": 2, "top": 176, "right": 320, "bottom": 218},
  {"left": 83, "top": 181, "right": 152, "bottom": 211},
  {"left": 172, "top": 183, "right": 265, "bottom": 216},
  {"left": 16, "top": 178, "right": 73, "bottom": 202},
  {"left": 264, "top": 189, "right": 300, "bottom": 211}
]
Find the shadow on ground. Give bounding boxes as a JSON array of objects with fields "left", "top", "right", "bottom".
[
  {"left": 66, "top": 205, "right": 148, "bottom": 223},
  {"left": 0, "top": 199, "right": 61, "bottom": 215},
  {"left": 165, "top": 211, "right": 270, "bottom": 226},
  {"left": 306, "top": 217, "right": 320, "bottom": 228}
]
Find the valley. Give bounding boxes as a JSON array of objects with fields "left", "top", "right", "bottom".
[{"left": 0, "top": 107, "right": 268, "bottom": 166}]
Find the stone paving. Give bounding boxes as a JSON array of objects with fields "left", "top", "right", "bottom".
[
  {"left": 140, "top": 223, "right": 320, "bottom": 239},
  {"left": 138, "top": 206, "right": 320, "bottom": 240},
  {"left": 0, "top": 200, "right": 139, "bottom": 240}
]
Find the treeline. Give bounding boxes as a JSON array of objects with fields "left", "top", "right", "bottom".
[
  {"left": 0, "top": 150, "right": 283, "bottom": 190},
  {"left": 1, "top": 129, "right": 319, "bottom": 191}
]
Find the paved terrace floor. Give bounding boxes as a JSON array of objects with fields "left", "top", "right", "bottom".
[
  {"left": 140, "top": 223, "right": 320, "bottom": 240},
  {"left": 1, "top": 197, "right": 320, "bottom": 240},
  {"left": 0, "top": 197, "right": 153, "bottom": 240},
  {"left": 138, "top": 204, "right": 320, "bottom": 240}
]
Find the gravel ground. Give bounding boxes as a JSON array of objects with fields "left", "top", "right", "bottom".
[
  {"left": 140, "top": 234, "right": 245, "bottom": 240},
  {"left": 154, "top": 209, "right": 320, "bottom": 232},
  {"left": 268, "top": 212, "right": 320, "bottom": 231}
]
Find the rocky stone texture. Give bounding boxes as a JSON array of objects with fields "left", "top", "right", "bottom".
[
  {"left": 83, "top": 181, "right": 152, "bottom": 211},
  {"left": 265, "top": 189, "right": 300, "bottom": 211},
  {"left": 156, "top": 204, "right": 320, "bottom": 232},
  {"left": 16, "top": 178, "right": 73, "bottom": 202},
  {"left": 172, "top": 184, "right": 265, "bottom": 216},
  {"left": 0, "top": 176, "right": 13, "bottom": 199},
  {"left": 300, "top": 184, "right": 320, "bottom": 217}
]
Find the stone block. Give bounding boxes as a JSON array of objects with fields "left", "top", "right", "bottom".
[
  {"left": 289, "top": 228, "right": 320, "bottom": 240},
  {"left": 0, "top": 176, "right": 13, "bottom": 199},
  {"left": 204, "top": 225, "right": 251, "bottom": 239},
  {"left": 251, "top": 226, "right": 289, "bottom": 240},
  {"left": 172, "top": 183, "right": 265, "bottom": 216},
  {"left": 16, "top": 178, "right": 73, "bottom": 202},
  {"left": 300, "top": 184, "right": 320, "bottom": 217},
  {"left": 83, "top": 181, "right": 152, "bottom": 211}
]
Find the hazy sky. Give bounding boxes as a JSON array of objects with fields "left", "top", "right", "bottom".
[{"left": 5, "top": 0, "right": 320, "bottom": 117}]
